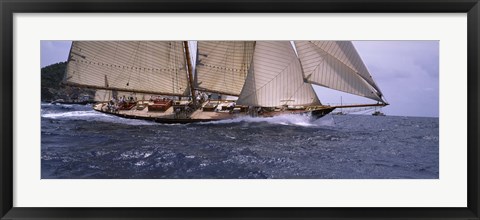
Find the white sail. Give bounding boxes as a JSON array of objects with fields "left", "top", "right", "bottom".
[
  {"left": 196, "top": 41, "right": 255, "bottom": 96},
  {"left": 65, "top": 41, "right": 190, "bottom": 96},
  {"left": 294, "top": 41, "right": 384, "bottom": 102},
  {"left": 237, "top": 41, "right": 320, "bottom": 107}
]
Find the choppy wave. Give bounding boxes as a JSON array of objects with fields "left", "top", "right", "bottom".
[
  {"left": 41, "top": 110, "right": 156, "bottom": 126},
  {"left": 42, "top": 110, "right": 100, "bottom": 119},
  {"left": 41, "top": 102, "right": 440, "bottom": 179},
  {"left": 200, "top": 114, "right": 335, "bottom": 127}
]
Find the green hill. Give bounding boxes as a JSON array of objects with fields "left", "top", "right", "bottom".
[{"left": 41, "top": 62, "right": 95, "bottom": 102}]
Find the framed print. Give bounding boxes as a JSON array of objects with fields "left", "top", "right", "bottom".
[{"left": 1, "top": 0, "right": 479, "bottom": 219}]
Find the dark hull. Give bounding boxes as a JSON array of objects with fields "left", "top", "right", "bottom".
[
  {"left": 93, "top": 107, "right": 335, "bottom": 124},
  {"left": 311, "top": 108, "right": 335, "bottom": 118}
]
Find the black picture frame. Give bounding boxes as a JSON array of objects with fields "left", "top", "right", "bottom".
[{"left": 1, "top": 0, "right": 479, "bottom": 219}]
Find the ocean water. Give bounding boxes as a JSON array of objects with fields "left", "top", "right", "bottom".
[{"left": 41, "top": 103, "right": 439, "bottom": 179}]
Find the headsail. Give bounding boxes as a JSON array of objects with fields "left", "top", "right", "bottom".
[
  {"left": 294, "top": 41, "right": 385, "bottom": 103},
  {"left": 196, "top": 41, "right": 255, "bottom": 96},
  {"left": 237, "top": 41, "right": 320, "bottom": 107},
  {"left": 65, "top": 41, "right": 190, "bottom": 96}
]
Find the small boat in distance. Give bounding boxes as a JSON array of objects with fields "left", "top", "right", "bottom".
[
  {"left": 372, "top": 111, "right": 386, "bottom": 116},
  {"left": 63, "top": 41, "right": 388, "bottom": 123}
]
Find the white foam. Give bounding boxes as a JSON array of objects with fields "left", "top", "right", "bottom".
[
  {"left": 41, "top": 107, "right": 334, "bottom": 127},
  {"left": 42, "top": 111, "right": 100, "bottom": 119},
  {"left": 201, "top": 114, "right": 334, "bottom": 127},
  {"left": 41, "top": 110, "right": 156, "bottom": 126},
  {"left": 55, "top": 104, "right": 73, "bottom": 108}
]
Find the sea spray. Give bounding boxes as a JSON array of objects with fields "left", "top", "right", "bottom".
[
  {"left": 41, "top": 107, "right": 157, "bottom": 126},
  {"left": 200, "top": 114, "right": 322, "bottom": 127}
]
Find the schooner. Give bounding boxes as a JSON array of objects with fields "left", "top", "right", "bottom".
[{"left": 64, "top": 41, "right": 388, "bottom": 123}]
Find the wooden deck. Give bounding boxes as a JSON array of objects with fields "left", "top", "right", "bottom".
[{"left": 94, "top": 102, "right": 176, "bottom": 119}]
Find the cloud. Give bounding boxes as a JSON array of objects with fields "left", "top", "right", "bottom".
[{"left": 350, "top": 41, "right": 439, "bottom": 117}]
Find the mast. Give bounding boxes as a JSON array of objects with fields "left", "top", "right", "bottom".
[{"left": 184, "top": 41, "right": 196, "bottom": 106}]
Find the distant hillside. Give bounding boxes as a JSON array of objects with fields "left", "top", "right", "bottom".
[{"left": 41, "top": 62, "right": 95, "bottom": 102}]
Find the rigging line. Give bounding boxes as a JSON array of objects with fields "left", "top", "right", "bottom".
[
  {"left": 136, "top": 42, "right": 147, "bottom": 91},
  {"left": 112, "top": 42, "right": 119, "bottom": 88},
  {"left": 240, "top": 52, "right": 299, "bottom": 101},
  {"left": 223, "top": 42, "right": 230, "bottom": 90},
  {"left": 242, "top": 42, "right": 246, "bottom": 80},
  {"left": 126, "top": 41, "right": 141, "bottom": 88},
  {"left": 286, "top": 83, "right": 318, "bottom": 105},
  {"left": 308, "top": 41, "right": 381, "bottom": 96},
  {"left": 109, "top": 42, "right": 136, "bottom": 88},
  {"left": 197, "top": 41, "right": 223, "bottom": 68},
  {"left": 243, "top": 42, "right": 250, "bottom": 80},
  {"left": 232, "top": 42, "right": 240, "bottom": 85},
  {"left": 309, "top": 57, "right": 382, "bottom": 101},
  {"left": 305, "top": 46, "right": 328, "bottom": 82},
  {"left": 73, "top": 42, "right": 93, "bottom": 84},
  {"left": 176, "top": 42, "right": 180, "bottom": 93},
  {"left": 81, "top": 42, "right": 103, "bottom": 84},
  {"left": 177, "top": 41, "right": 187, "bottom": 94},
  {"left": 308, "top": 41, "right": 364, "bottom": 80},
  {"left": 310, "top": 44, "right": 373, "bottom": 97},
  {"left": 199, "top": 42, "right": 251, "bottom": 95},
  {"left": 307, "top": 42, "right": 379, "bottom": 95},
  {"left": 196, "top": 41, "right": 216, "bottom": 89},
  {"left": 171, "top": 42, "right": 177, "bottom": 94},
  {"left": 285, "top": 63, "right": 318, "bottom": 105}
]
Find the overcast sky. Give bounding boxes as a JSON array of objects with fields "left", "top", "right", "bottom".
[{"left": 41, "top": 40, "right": 439, "bottom": 118}]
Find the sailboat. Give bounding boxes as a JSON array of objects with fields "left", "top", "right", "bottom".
[{"left": 63, "top": 41, "right": 388, "bottom": 123}]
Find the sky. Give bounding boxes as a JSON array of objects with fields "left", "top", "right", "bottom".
[{"left": 41, "top": 41, "right": 439, "bottom": 118}]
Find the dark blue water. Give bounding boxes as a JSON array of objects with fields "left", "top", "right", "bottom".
[{"left": 41, "top": 103, "right": 439, "bottom": 179}]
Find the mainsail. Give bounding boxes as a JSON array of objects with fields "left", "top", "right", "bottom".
[
  {"left": 196, "top": 41, "right": 255, "bottom": 96},
  {"left": 65, "top": 41, "right": 190, "bottom": 96},
  {"left": 237, "top": 41, "right": 321, "bottom": 107},
  {"left": 294, "top": 41, "right": 385, "bottom": 103}
]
